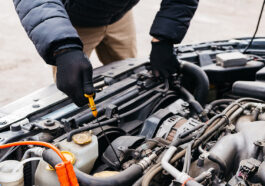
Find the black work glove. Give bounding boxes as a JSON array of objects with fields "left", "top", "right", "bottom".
[
  {"left": 55, "top": 49, "right": 95, "bottom": 107},
  {"left": 150, "top": 40, "right": 179, "bottom": 78}
]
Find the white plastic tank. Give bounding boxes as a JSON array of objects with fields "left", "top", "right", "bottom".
[
  {"left": 0, "top": 160, "right": 24, "bottom": 186},
  {"left": 35, "top": 133, "right": 98, "bottom": 186}
]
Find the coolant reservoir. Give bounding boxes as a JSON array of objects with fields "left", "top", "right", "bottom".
[
  {"left": 0, "top": 160, "right": 24, "bottom": 186},
  {"left": 35, "top": 133, "right": 98, "bottom": 186}
]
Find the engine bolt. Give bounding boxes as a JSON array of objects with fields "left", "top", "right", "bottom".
[
  {"left": 10, "top": 123, "right": 22, "bottom": 131},
  {"left": 32, "top": 104, "right": 40, "bottom": 108},
  {"left": 182, "top": 102, "right": 189, "bottom": 107},
  {"left": 44, "top": 119, "right": 55, "bottom": 126},
  {"left": 117, "top": 146, "right": 126, "bottom": 151}
]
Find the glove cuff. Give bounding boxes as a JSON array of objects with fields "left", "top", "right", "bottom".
[
  {"left": 151, "top": 39, "right": 174, "bottom": 46},
  {"left": 54, "top": 49, "right": 84, "bottom": 66}
]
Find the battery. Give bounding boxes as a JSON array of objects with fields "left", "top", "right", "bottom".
[{"left": 216, "top": 52, "right": 247, "bottom": 67}]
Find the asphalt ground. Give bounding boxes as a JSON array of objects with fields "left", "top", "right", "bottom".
[{"left": 0, "top": 0, "right": 264, "bottom": 106}]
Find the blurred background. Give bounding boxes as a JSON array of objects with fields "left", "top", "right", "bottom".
[{"left": 0, "top": 0, "right": 265, "bottom": 107}]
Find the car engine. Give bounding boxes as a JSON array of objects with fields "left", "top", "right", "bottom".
[{"left": 1, "top": 38, "right": 265, "bottom": 186}]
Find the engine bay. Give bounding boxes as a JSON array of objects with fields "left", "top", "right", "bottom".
[{"left": 1, "top": 38, "right": 265, "bottom": 186}]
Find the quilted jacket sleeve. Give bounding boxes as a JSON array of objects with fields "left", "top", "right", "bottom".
[
  {"left": 13, "top": 0, "right": 83, "bottom": 65},
  {"left": 150, "top": 0, "right": 199, "bottom": 43}
]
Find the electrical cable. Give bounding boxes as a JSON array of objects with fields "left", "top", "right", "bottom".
[
  {"left": 68, "top": 92, "right": 163, "bottom": 141},
  {"left": 142, "top": 100, "right": 242, "bottom": 186},
  {"left": 119, "top": 93, "right": 162, "bottom": 118},
  {"left": 0, "top": 146, "right": 19, "bottom": 162},
  {"left": 204, "top": 99, "right": 234, "bottom": 114},
  {"left": 0, "top": 141, "right": 67, "bottom": 162},
  {"left": 0, "top": 141, "right": 79, "bottom": 186},
  {"left": 84, "top": 93, "right": 122, "bottom": 168},
  {"left": 177, "top": 86, "right": 208, "bottom": 122},
  {"left": 12, "top": 157, "right": 42, "bottom": 173},
  {"left": 143, "top": 99, "right": 263, "bottom": 186},
  {"left": 182, "top": 141, "right": 192, "bottom": 173},
  {"left": 2, "top": 129, "right": 42, "bottom": 144},
  {"left": 243, "top": 0, "right": 265, "bottom": 53},
  {"left": 67, "top": 118, "right": 117, "bottom": 141},
  {"left": 0, "top": 129, "right": 42, "bottom": 162},
  {"left": 96, "top": 117, "right": 122, "bottom": 168},
  {"left": 179, "top": 124, "right": 204, "bottom": 139},
  {"left": 149, "top": 93, "right": 177, "bottom": 114}
]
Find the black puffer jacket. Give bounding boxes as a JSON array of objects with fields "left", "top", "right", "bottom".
[
  {"left": 65, "top": 0, "right": 140, "bottom": 27},
  {"left": 13, "top": 0, "right": 198, "bottom": 65}
]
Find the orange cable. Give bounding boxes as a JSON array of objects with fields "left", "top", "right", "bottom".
[
  {"left": 0, "top": 141, "right": 67, "bottom": 162},
  {"left": 0, "top": 141, "right": 79, "bottom": 186},
  {"left": 55, "top": 163, "right": 71, "bottom": 186},
  {"left": 65, "top": 161, "right": 79, "bottom": 186}
]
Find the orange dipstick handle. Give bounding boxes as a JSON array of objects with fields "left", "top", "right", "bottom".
[{"left": 84, "top": 94, "right": 98, "bottom": 118}]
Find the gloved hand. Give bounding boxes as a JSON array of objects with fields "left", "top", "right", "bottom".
[
  {"left": 150, "top": 40, "right": 179, "bottom": 78},
  {"left": 55, "top": 49, "right": 95, "bottom": 107}
]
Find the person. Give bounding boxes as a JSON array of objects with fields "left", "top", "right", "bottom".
[{"left": 13, "top": 0, "right": 198, "bottom": 106}]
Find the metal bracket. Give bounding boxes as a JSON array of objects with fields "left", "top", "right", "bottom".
[{"left": 21, "top": 119, "right": 62, "bottom": 132}]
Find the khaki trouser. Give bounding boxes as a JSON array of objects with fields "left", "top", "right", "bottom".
[{"left": 53, "top": 11, "right": 137, "bottom": 79}]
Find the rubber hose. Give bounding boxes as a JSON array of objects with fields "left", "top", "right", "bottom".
[
  {"left": 204, "top": 99, "right": 234, "bottom": 114},
  {"left": 67, "top": 118, "right": 117, "bottom": 141},
  {"left": 171, "top": 133, "right": 197, "bottom": 147},
  {"left": 186, "top": 180, "right": 203, "bottom": 186},
  {"left": 142, "top": 103, "right": 238, "bottom": 186},
  {"left": 132, "top": 177, "right": 143, "bottom": 186},
  {"left": 2, "top": 129, "right": 42, "bottom": 144},
  {"left": 178, "top": 87, "right": 208, "bottom": 122},
  {"left": 194, "top": 169, "right": 214, "bottom": 183},
  {"left": 42, "top": 149, "right": 143, "bottom": 186},
  {"left": 181, "top": 61, "right": 209, "bottom": 106},
  {"left": 252, "top": 108, "right": 260, "bottom": 121},
  {"left": 75, "top": 165, "right": 142, "bottom": 186},
  {"left": 42, "top": 149, "right": 62, "bottom": 167},
  {"left": 68, "top": 92, "right": 162, "bottom": 141}
]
